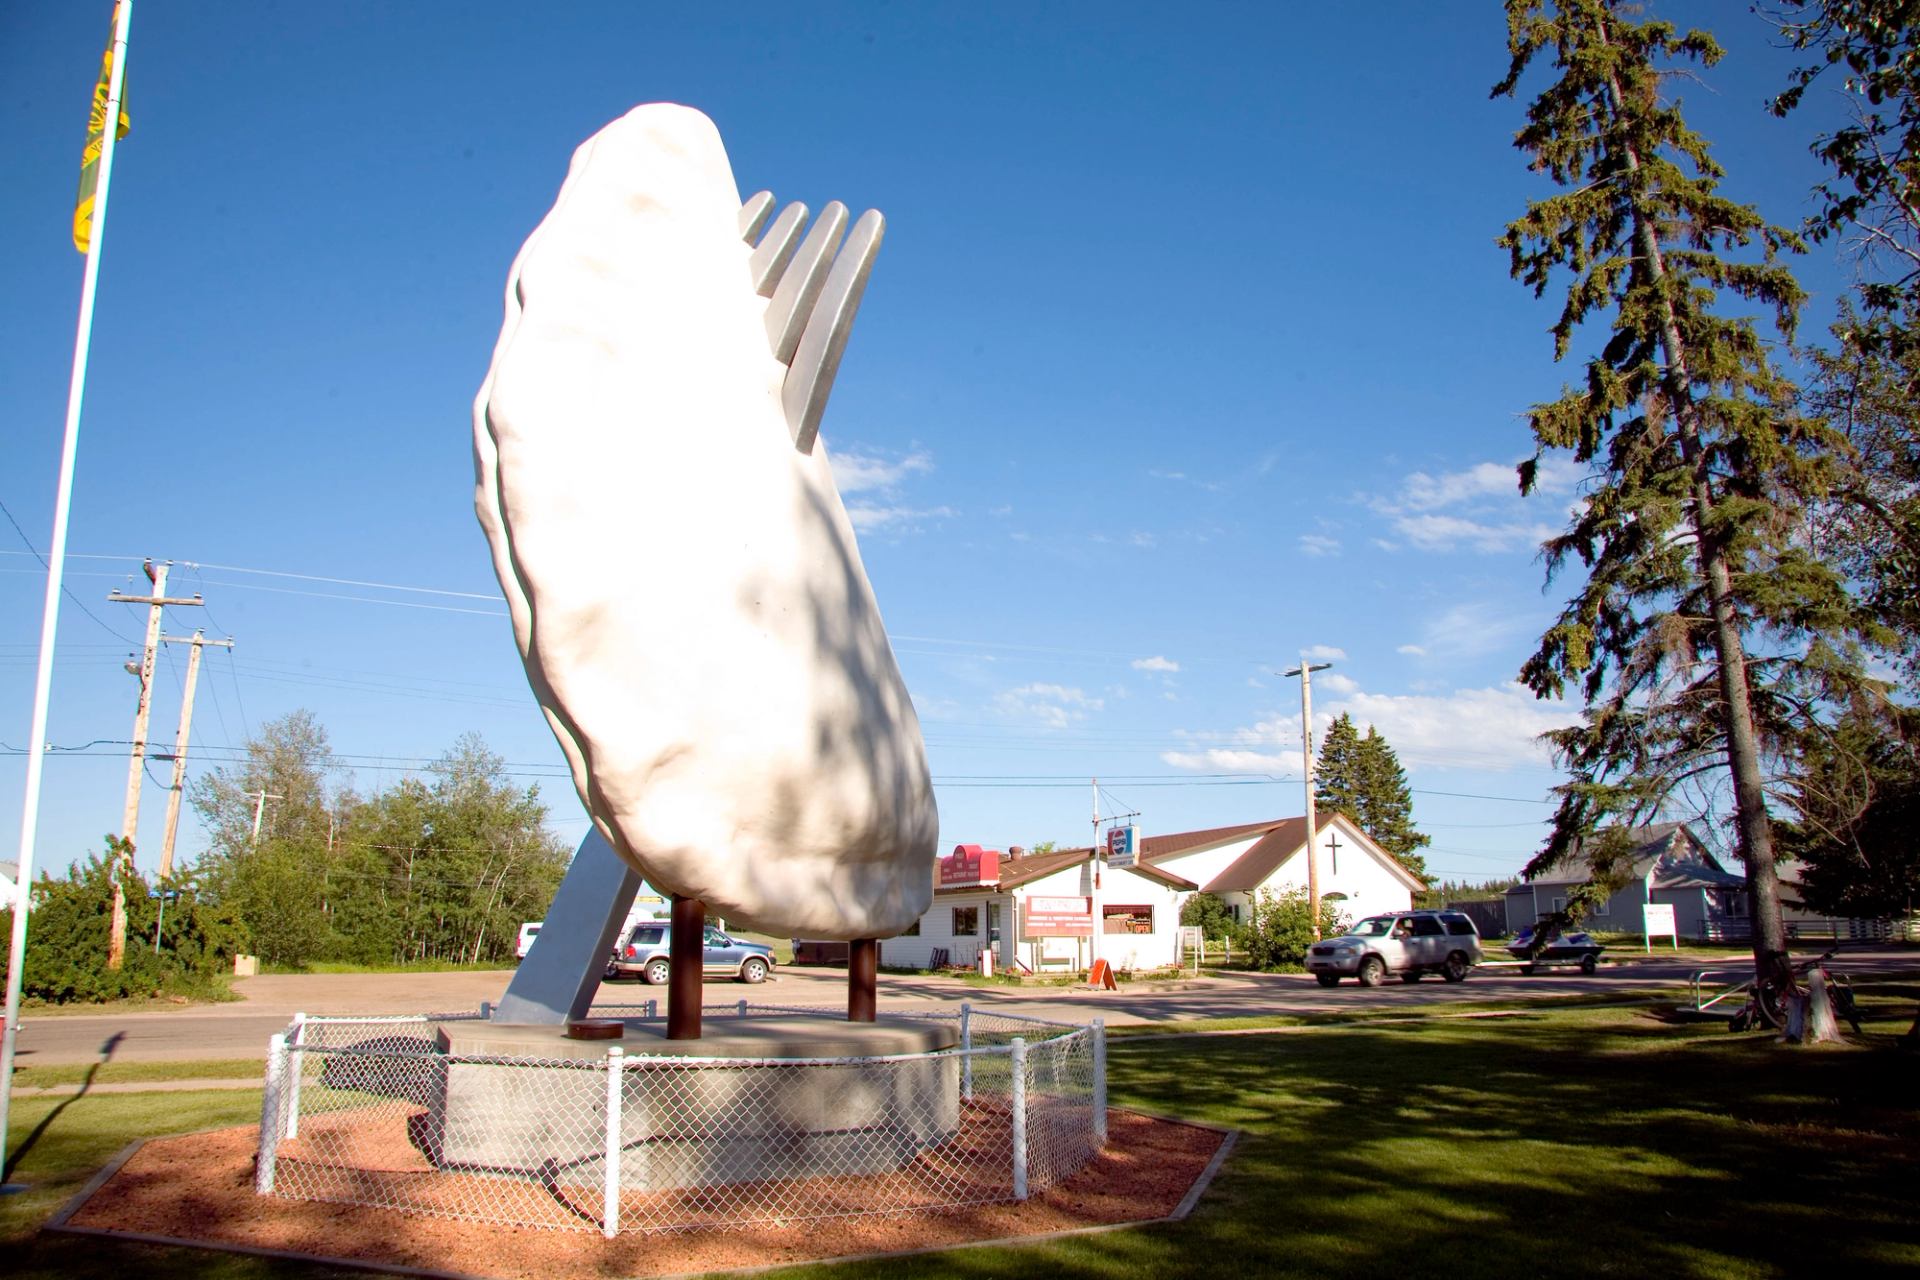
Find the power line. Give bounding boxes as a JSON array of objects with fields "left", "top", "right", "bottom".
[{"left": 0, "top": 498, "right": 140, "bottom": 645}]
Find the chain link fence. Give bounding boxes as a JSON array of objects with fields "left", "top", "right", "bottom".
[{"left": 256, "top": 1003, "right": 1105, "bottom": 1236}]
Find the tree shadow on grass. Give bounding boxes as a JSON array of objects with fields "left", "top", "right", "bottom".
[{"left": 5, "top": 1031, "right": 122, "bottom": 1184}]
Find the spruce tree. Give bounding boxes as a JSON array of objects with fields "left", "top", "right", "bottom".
[
  {"left": 1313, "top": 713, "right": 1365, "bottom": 818},
  {"left": 1354, "top": 728, "right": 1431, "bottom": 881},
  {"left": 1493, "top": 0, "right": 1873, "bottom": 988},
  {"left": 1314, "top": 713, "right": 1429, "bottom": 880}
]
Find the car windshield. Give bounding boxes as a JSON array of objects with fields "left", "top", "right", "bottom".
[{"left": 1348, "top": 917, "right": 1395, "bottom": 937}]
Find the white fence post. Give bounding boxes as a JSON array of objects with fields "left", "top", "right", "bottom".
[
  {"left": 1010, "top": 1036, "right": 1028, "bottom": 1201},
  {"left": 1092, "top": 1018, "right": 1107, "bottom": 1143},
  {"left": 602, "top": 1045, "right": 624, "bottom": 1238},
  {"left": 960, "top": 1001, "right": 973, "bottom": 1102},
  {"left": 255, "top": 1031, "right": 289, "bottom": 1195},
  {"left": 284, "top": 1012, "right": 306, "bottom": 1140}
]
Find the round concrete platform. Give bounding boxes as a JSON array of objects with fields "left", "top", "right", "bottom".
[{"left": 437, "top": 1014, "right": 957, "bottom": 1061}]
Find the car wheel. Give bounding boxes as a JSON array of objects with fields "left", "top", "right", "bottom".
[
  {"left": 643, "top": 958, "right": 670, "bottom": 986},
  {"left": 1315, "top": 972, "right": 1340, "bottom": 987},
  {"left": 740, "top": 957, "right": 769, "bottom": 984},
  {"left": 1357, "top": 955, "right": 1387, "bottom": 988},
  {"left": 1441, "top": 952, "right": 1469, "bottom": 983},
  {"left": 1580, "top": 953, "right": 1599, "bottom": 975},
  {"left": 603, "top": 959, "right": 620, "bottom": 981},
  {"left": 1519, "top": 964, "right": 1536, "bottom": 975},
  {"left": 1400, "top": 971, "right": 1423, "bottom": 983}
]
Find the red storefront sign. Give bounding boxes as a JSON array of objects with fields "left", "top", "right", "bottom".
[
  {"left": 939, "top": 843, "right": 1001, "bottom": 888},
  {"left": 1023, "top": 895, "right": 1092, "bottom": 938}
]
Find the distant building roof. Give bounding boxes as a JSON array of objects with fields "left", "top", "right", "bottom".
[{"left": 1521, "top": 822, "right": 1744, "bottom": 890}]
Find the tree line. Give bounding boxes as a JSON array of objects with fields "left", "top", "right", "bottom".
[
  {"left": 1494, "top": 0, "right": 1920, "bottom": 990},
  {"left": 185, "top": 711, "right": 570, "bottom": 968}
]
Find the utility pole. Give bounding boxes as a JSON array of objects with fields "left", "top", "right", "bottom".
[
  {"left": 244, "top": 789, "right": 285, "bottom": 846},
  {"left": 155, "top": 629, "right": 233, "bottom": 880},
  {"left": 1089, "top": 777, "right": 1103, "bottom": 975},
  {"left": 106, "top": 560, "right": 202, "bottom": 969},
  {"left": 1284, "top": 653, "right": 1333, "bottom": 940}
]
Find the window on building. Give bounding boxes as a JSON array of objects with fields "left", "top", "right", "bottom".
[
  {"left": 1103, "top": 905, "right": 1153, "bottom": 935},
  {"left": 1590, "top": 899, "right": 1609, "bottom": 917},
  {"left": 952, "top": 906, "right": 979, "bottom": 937},
  {"left": 899, "top": 917, "right": 921, "bottom": 937}
]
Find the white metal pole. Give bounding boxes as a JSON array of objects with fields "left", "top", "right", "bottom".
[
  {"left": 0, "top": 0, "right": 134, "bottom": 1187},
  {"left": 1089, "top": 779, "right": 1103, "bottom": 976},
  {"left": 602, "top": 1045, "right": 624, "bottom": 1238},
  {"left": 256, "top": 1031, "right": 287, "bottom": 1195},
  {"left": 960, "top": 1000, "right": 973, "bottom": 1102},
  {"left": 1299, "top": 655, "right": 1323, "bottom": 940},
  {"left": 284, "top": 1012, "right": 306, "bottom": 1140},
  {"left": 1010, "top": 1037, "right": 1028, "bottom": 1201},
  {"left": 1092, "top": 1018, "right": 1107, "bottom": 1143}
]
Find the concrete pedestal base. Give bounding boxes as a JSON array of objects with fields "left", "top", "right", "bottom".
[{"left": 429, "top": 1017, "right": 960, "bottom": 1190}]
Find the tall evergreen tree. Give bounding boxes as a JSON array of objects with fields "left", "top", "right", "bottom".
[
  {"left": 1493, "top": 0, "right": 1874, "bottom": 988},
  {"left": 1354, "top": 728, "right": 1431, "bottom": 881},
  {"left": 1314, "top": 713, "right": 1429, "bottom": 880},
  {"left": 1313, "top": 713, "right": 1365, "bottom": 818}
]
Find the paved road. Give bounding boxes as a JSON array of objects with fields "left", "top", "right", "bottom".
[{"left": 12, "top": 951, "right": 1913, "bottom": 1066}]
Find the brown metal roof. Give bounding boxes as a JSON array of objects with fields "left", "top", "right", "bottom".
[
  {"left": 930, "top": 846, "right": 1199, "bottom": 895},
  {"left": 1139, "top": 819, "right": 1289, "bottom": 860}
]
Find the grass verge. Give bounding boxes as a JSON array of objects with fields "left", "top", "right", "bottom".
[{"left": 5, "top": 1004, "right": 1916, "bottom": 1278}]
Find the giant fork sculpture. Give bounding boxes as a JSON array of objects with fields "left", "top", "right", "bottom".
[{"left": 476, "top": 105, "right": 937, "bottom": 1033}]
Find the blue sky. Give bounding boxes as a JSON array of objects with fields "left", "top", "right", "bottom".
[{"left": 2, "top": 2, "right": 1859, "bottom": 888}]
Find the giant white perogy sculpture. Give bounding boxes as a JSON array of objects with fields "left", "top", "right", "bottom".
[{"left": 472, "top": 104, "right": 937, "bottom": 942}]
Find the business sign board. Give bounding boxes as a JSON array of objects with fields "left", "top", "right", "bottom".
[
  {"left": 1643, "top": 901, "right": 1679, "bottom": 950},
  {"left": 1023, "top": 894, "right": 1093, "bottom": 938},
  {"left": 1105, "top": 823, "right": 1140, "bottom": 868},
  {"left": 939, "top": 843, "right": 1001, "bottom": 888}
]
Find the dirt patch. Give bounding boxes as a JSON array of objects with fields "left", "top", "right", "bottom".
[{"left": 62, "top": 1109, "right": 1224, "bottom": 1278}]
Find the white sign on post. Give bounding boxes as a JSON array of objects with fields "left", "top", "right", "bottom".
[
  {"left": 1643, "top": 902, "right": 1678, "bottom": 951},
  {"left": 1177, "top": 925, "right": 1204, "bottom": 972}
]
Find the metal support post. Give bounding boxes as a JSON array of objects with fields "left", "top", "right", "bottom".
[
  {"left": 668, "top": 894, "right": 703, "bottom": 1040},
  {"left": 848, "top": 937, "right": 877, "bottom": 1021},
  {"left": 284, "top": 1012, "right": 306, "bottom": 1139},
  {"left": 1092, "top": 1018, "right": 1107, "bottom": 1143},
  {"left": 1010, "top": 1036, "right": 1028, "bottom": 1200},
  {"left": 602, "top": 1045, "right": 624, "bottom": 1238},
  {"left": 737, "top": 998, "right": 748, "bottom": 1018},
  {"left": 256, "top": 1031, "right": 288, "bottom": 1195},
  {"left": 960, "top": 1001, "right": 973, "bottom": 1102}
]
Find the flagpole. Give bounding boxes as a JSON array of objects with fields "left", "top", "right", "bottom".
[{"left": 1, "top": 0, "right": 134, "bottom": 1188}]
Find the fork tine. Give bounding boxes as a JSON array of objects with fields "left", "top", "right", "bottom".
[
  {"left": 763, "top": 201, "right": 848, "bottom": 366},
  {"left": 782, "top": 208, "right": 884, "bottom": 455},
  {"left": 737, "top": 191, "right": 775, "bottom": 241},
  {"left": 748, "top": 202, "right": 809, "bottom": 297}
]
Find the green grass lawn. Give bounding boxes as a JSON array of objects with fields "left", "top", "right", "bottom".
[{"left": 6, "top": 1002, "right": 1916, "bottom": 1278}]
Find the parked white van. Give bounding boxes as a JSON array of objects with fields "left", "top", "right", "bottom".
[{"left": 515, "top": 921, "right": 542, "bottom": 960}]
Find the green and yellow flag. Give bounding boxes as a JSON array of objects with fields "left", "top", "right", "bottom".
[{"left": 73, "top": 12, "right": 130, "bottom": 254}]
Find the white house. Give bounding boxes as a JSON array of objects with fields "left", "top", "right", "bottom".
[
  {"left": 1139, "top": 813, "right": 1423, "bottom": 929},
  {"left": 1504, "top": 822, "right": 1748, "bottom": 939},
  {"left": 876, "top": 815, "right": 1422, "bottom": 974},
  {"left": 879, "top": 844, "right": 1195, "bottom": 974}
]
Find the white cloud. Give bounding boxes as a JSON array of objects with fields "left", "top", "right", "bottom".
[
  {"left": 1132, "top": 655, "right": 1180, "bottom": 673},
  {"left": 1397, "top": 461, "right": 1520, "bottom": 511},
  {"left": 1298, "top": 534, "right": 1341, "bottom": 557},
  {"left": 995, "top": 683, "right": 1103, "bottom": 729},
  {"left": 1318, "top": 672, "right": 1360, "bottom": 695},
  {"left": 829, "top": 448, "right": 933, "bottom": 495},
  {"left": 1304, "top": 645, "right": 1347, "bottom": 661},
  {"left": 847, "top": 503, "right": 957, "bottom": 533},
  {"left": 1413, "top": 601, "right": 1535, "bottom": 662},
  {"left": 1337, "top": 684, "right": 1574, "bottom": 770},
  {"left": 1161, "top": 747, "right": 1305, "bottom": 775},
  {"left": 1162, "top": 680, "right": 1574, "bottom": 778},
  {"left": 1392, "top": 513, "right": 1557, "bottom": 553},
  {"left": 1397, "top": 644, "right": 1427, "bottom": 657},
  {"left": 1128, "top": 531, "right": 1157, "bottom": 549}
]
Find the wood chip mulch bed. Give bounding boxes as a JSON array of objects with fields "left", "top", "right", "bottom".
[{"left": 56, "top": 1109, "right": 1228, "bottom": 1279}]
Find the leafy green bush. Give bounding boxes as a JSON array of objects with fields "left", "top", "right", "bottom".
[
  {"left": 1180, "top": 891, "right": 1238, "bottom": 942},
  {"left": 0, "top": 839, "right": 246, "bottom": 1004},
  {"left": 1236, "top": 887, "right": 1349, "bottom": 971}
]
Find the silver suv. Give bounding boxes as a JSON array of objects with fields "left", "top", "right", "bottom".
[
  {"left": 1306, "top": 910, "right": 1482, "bottom": 987},
  {"left": 606, "top": 922, "right": 775, "bottom": 985}
]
